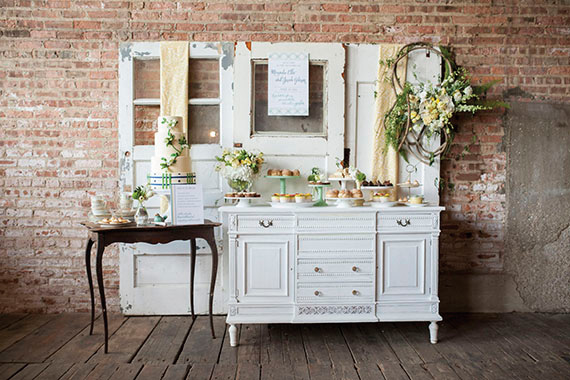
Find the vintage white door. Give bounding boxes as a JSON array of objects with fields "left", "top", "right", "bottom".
[
  {"left": 233, "top": 42, "right": 346, "bottom": 195},
  {"left": 118, "top": 42, "right": 234, "bottom": 315},
  {"left": 346, "top": 44, "right": 442, "bottom": 204}
]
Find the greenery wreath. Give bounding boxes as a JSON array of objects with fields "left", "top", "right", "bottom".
[{"left": 381, "top": 42, "right": 508, "bottom": 165}]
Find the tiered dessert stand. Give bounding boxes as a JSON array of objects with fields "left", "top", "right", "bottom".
[
  {"left": 265, "top": 175, "right": 300, "bottom": 194},
  {"left": 308, "top": 183, "right": 331, "bottom": 207}
]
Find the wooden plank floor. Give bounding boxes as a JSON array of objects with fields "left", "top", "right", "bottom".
[{"left": 0, "top": 313, "right": 568, "bottom": 379}]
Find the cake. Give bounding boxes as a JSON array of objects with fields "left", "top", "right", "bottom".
[{"left": 148, "top": 116, "right": 196, "bottom": 189}]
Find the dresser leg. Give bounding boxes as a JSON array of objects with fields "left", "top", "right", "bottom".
[
  {"left": 429, "top": 321, "right": 438, "bottom": 344},
  {"left": 228, "top": 324, "right": 238, "bottom": 347}
]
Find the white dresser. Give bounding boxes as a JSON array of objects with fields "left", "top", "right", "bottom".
[{"left": 220, "top": 205, "right": 444, "bottom": 346}]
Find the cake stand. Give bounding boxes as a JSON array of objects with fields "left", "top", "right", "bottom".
[
  {"left": 360, "top": 185, "right": 395, "bottom": 201},
  {"left": 265, "top": 175, "right": 300, "bottom": 194},
  {"left": 326, "top": 197, "right": 361, "bottom": 208},
  {"left": 224, "top": 197, "right": 260, "bottom": 208},
  {"left": 328, "top": 177, "right": 354, "bottom": 190},
  {"left": 308, "top": 183, "right": 331, "bottom": 207}
]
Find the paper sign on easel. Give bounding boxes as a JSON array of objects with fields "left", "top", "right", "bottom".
[
  {"left": 170, "top": 184, "right": 204, "bottom": 225},
  {"left": 268, "top": 52, "right": 309, "bottom": 116}
]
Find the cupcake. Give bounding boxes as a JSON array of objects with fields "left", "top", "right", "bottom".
[
  {"left": 280, "top": 194, "right": 289, "bottom": 203},
  {"left": 409, "top": 195, "right": 424, "bottom": 204},
  {"left": 271, "top": 193, "right": 280, "bottom": 203},
  {"left": 295, "top": 194, "right": 305, "bottom": 203},
  {"left": 304, "top": 193, "right": 312, "bottom": 202}
]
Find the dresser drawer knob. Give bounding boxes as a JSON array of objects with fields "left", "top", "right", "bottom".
[
  {"left": 314, "top": 290, "right": 320, "bottom": 296},
  {"left": 396, "top": 218, "right": 411, "bottom": 227},
  {"left": 258, "top": 220, "right": 273, "bottom": 228},
  {"left": 314, "top": 267, "right": 321, "bottom": 273},
  {"left": 352, "top": 290, "right": 359, "bottom": 296},
  {"left": 352, "top": 266, "right": 358, "bottom": 272}
]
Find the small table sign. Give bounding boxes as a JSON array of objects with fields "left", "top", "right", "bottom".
[
  {"left": 170, "top": 184, "right": 204, "bottom": 225},
  {"left": 268, "top": 52, "right": 309, "bottom": 116}
]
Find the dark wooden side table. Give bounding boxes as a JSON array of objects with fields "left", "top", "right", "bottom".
[{"left": 81, "top": 221, "right": 222, "bottom": 353}]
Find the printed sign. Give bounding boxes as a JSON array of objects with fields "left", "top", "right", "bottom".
[
  {"left": 170, "top": 184, "right": 204, "bottom": 225},
  {"left": 268, "top": 52, "right": 309, "bottom": 116}
]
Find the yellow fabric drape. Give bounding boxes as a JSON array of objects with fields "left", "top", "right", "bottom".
[
  {"left": 160, "top": 42, "right": 189, "bottom": 135},
  {"left": 372, "top": 44, "right": 407, "bottom": 200}
]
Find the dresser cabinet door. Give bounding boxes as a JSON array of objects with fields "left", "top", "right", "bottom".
[
  {"left": 236, "top": 235, "right": 294, "bottom": 303},
  {"left": 378, "top": 234, "right": 431, "bottom": 299}
]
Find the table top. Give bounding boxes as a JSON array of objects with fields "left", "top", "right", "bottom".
[{"left": 81, "top": 220, "right": 221, "bottom": 232}]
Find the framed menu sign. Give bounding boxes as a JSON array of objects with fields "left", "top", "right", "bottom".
[
  {"left": 170, "top": 184, "right": 204, "bottom": 225},
  {"left": 268, "top": 52, "right": 309, "bottom": 116}
]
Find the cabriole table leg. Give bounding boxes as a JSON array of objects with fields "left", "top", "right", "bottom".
[{"left": 85, "top": 238, "right": 95, "bottom": 335}]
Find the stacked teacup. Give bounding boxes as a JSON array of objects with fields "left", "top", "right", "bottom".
[{"left": 90, "top": 195, "right": 111, "bottom": 221}]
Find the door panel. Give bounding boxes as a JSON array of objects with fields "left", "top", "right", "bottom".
[
  {"left": 378, "top": 234, "right": 430, "bottom": 299},
  {"left": 345, "top": 44, "right": 441, "bottom": 204},
  {"left": 234, "top": 42, "right": 345, "bottom": 182},
  {"left": 118, "top": 42, "right": 233, "bottom": 315},
  {"left": 237, "top": 236, "right": 293, "bottom": 302}
]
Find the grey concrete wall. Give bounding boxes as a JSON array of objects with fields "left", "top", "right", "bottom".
[{"left": 504, "top": 101, "right": 570, "bottom": 312}]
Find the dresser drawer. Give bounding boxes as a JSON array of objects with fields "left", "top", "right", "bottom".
[
  {"left": 377, "top": 213, "right": 437, "bottom": 231},
  {"left": 230, "top": 214, "right": 295, "bottom": 233},
  {"left": 297, "top": 213, "right": 375, "bottom": 232},
  {"left": 297, "top": 258, "right": 374, "bottom": 280},
  {"left": 297, "top": 234, "right": 375, "bottom": 256},
  {"left": 297, "top": 283, "right": 375, "bottom": 303}
]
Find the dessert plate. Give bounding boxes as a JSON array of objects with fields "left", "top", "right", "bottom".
[
  {"left": 371, "top": 201, "right": 398, "bottom": 208},
  {"left": 98, "top": 221, "right": 136, "bottom": 228},
  {"left": 405, "top": 202, "right": 429, "bottom": 207}
]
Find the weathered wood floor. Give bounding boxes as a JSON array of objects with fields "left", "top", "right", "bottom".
[{"left": 0, "top": 313, "right": 568, "bottom": 380}]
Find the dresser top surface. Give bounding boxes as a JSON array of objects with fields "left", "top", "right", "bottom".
[{"left": 219, "top": 205, "right": 445, "bottom": 214}]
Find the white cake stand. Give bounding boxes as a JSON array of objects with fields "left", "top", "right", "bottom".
[
  {"left": 328, "top": 177, "right": 354, "bottom": 190},
  {"left": 326, "top": 197, "right": 361, "bottom": 208},
  {"left": 224, "top": 197, "right": 260, "bottom": 208}
]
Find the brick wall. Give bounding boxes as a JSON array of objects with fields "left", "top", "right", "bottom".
[{"left": 0, "top": 0, "right": 568, "bottom": 312}]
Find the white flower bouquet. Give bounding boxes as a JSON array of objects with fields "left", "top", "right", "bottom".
[{"left": 215, "top": 149, "right": 264, "bottom": 192}]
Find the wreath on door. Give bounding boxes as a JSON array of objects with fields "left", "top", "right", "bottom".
[{"left": 382, "top": 42, "right": 508, "bottom": 165}]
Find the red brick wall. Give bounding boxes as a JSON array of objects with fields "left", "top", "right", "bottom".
[{"left": 0, "top": 1, "right": 568, "bottom": 312}]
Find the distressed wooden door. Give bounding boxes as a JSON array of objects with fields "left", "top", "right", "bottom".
[
  {"left": 346, "top": 44, "right": 442, "bottom": 204},
  {"left": 233, "top": 42, "right": 346, "bottom": 195},
  {"left": 118, "top": 42, "right": 233, "bottom": 315}
]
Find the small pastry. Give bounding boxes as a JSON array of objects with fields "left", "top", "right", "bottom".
[
  {"left": 295, "top": 194, "right": 304, "bottom": 203},
  {"left": 326, "top": 189, "right": 339, "bottom": 198},
  {"left": 338, "top": 190, "right": 351, "bottom": 198},
  {"left": 267, "top": 169, "right": 274, "bottom": 176},
  {"left": 280, "top": 195, "right": 289, "bottom": 203},
  {"left": 351, "top": 189, "right": 363, "bottom": 198},
  {"left": 225, "top": 193, "right": 234, "bottom": 198},
  {"left": 282, "top": 169, "right": 293, "bottom": 176},
  {"left": 292, "top": 169, "right": 300, "bottom": 176},
  {"left": 271, "top": 193, "right": 280, "bottom": 203},
  {"left": 304, "top": 193, "right": 312, "bottom": 202}
]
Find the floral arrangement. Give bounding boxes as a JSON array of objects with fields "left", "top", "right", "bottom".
[
  {"left": 132, "top": 184, "right": 154, "bottom": 205},
  {"left": 159, "top": 117, "right": 189, "bottom": 170},
  {"left": 215, "top": 149, "right": 264, "bottom": 191},
  {"left": 382, "top": 43, "right": 507, "bottom": 164}
]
